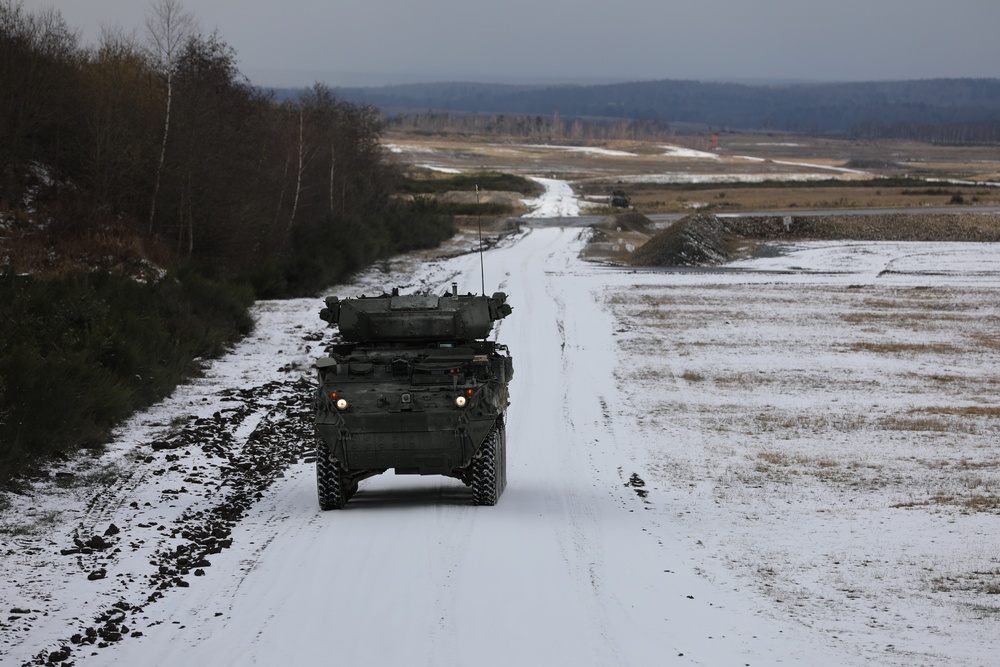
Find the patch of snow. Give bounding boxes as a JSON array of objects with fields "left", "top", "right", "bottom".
[
  {"left": 727, "top": 240, "right": 1000, "bottom": 280},
  {"left": 417, "top": 164, "right": 462, "bottom": 174},
  {"left": 772, "top": 159, "right": 870, "bottom": 175},
  {"left": 925, "top": 177, "right": 1000, "bottom": 189},
  {"left": 660, "top": 144, "right": 720, "bottom": 159},
  {"left": 29, "top": 161, "right": 55, "bottom": 187},
  {"left": 383, "top": 143, "right": 437, "bottom": 155},
  {"left": 523, "top": 144, "right": 638, "bottom": 157},
  {"left": 619, "top": 172, "right": 863, "bottom": 184}
]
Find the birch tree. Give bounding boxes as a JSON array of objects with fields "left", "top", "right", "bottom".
[
  {"left": 287, "top": 104, "right": 305, "bottom": 231},
  {"left": 144, "top": 0, "right": 194, "bottom": 235}
]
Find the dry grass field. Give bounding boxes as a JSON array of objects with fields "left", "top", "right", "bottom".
[{"left": 386, "top": 131, "right": 1000, "bottom": 215}]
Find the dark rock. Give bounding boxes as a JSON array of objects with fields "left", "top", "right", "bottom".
[
  {"left": 47, "top": 646, "right": 71, "bottom": 662},
  {"left": 150, "top": 440, "right": 181, "bottom": 451},
  {"left": 85, "top": 535, "right": 111, "bottom": 550}
]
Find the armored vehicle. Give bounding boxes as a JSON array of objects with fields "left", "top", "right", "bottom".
[
  {"left": 313, "top": 285, "right": 513, "bottom": 509},
  {"left": 609, "top": 188, "right": 631, "bottom": 208}
]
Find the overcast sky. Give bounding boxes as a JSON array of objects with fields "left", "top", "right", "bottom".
[{"left": 22, "top": 0, "right": 1000, "bottom": 87}]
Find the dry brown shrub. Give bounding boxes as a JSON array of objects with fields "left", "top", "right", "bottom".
[
  {"left": 758, "top": 451, "right": 792, "bottom": 466},
  {"left": 964, "top": 495, "right": 1000, "bottom": 512},
  {"left": 878, "top": 416, "right": 956, "bottom": 432},
  {"left": 972, "top": 333, "right": 1000, "bottom": 352},
  {"left": 2, "top": 196, "right": 173, "bottom": 279},
  {"left": 918, "top": 406, "right": 1000, "bottom": 418},
  {"left": 848, "top": 341, "right": 962, "bottom": 355}
]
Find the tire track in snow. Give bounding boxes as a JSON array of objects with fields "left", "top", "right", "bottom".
[{"left": 505, "top": 226, "right": 628, "bottom": 665}]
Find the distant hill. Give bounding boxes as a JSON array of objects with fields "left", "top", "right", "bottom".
[{"left": 326, "top": 78, "right": 1000, "bottom": 142}]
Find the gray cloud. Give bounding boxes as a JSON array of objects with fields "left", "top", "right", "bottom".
[{"left": 23, "top": 0, "right": 1000, "bottom": 86}]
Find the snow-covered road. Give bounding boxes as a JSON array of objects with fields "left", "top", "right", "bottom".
[
  {"left": 521, "top": 177, "right": 585, "bottom": 217},
  {"left": 58, "top": 227, "right": 835, "bottom": 667}
]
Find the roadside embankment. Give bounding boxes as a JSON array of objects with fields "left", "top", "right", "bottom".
[{"left": 628, "top": 211, "right": 1000, "bottom": 266}]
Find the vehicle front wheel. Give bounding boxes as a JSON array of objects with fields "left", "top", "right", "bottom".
[
  {"left": 472, "top": 419, "right": 506, "bottom": 506},
  {"left": 316, "top": 439, "right": 347, "bottom": 510}
]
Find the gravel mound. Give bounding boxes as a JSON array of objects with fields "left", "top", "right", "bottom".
[{"left": 629, "top": 213, "right": 734, "bottom": 266}]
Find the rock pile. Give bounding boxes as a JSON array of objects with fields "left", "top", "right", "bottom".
[
  {"left": 629, "top": 213, "right": 734, "bottom": 266},
  {"left": 24, "top": 375, "right": 316, "bottom": 666}
]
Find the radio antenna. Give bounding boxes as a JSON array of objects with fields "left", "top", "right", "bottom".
[{"left": 476, "top": 182, "right": 486, "bottom": 295}]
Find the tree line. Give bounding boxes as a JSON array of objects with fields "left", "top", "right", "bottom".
[
  {"left": 0, "top": 0, "right": 455, "bottom": 481},
  {"left": 336, "top": 78, "right": 1000, "bottom": 144},
  {"left": 1, "top": 0, "right": 452, "bottom": 294},
  {"left": 381, "top": 110, "right": 677, "bottom": 142}
]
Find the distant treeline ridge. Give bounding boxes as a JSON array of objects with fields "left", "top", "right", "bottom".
[{"left": 321, "top": 78, "right": 1000, "bottom": 144}]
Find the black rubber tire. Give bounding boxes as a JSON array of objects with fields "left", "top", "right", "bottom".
[
  {"left": 498, "top": 417, "right": 507, "bottom": 495},
  {"left": 472, "top": 417, "right": 506, "bottom": 506},
  {"left": 316, "top": 439, "right": 347, "bottom": 510}
]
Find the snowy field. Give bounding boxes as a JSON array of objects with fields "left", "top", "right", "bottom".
[
  {"left": 3, "top": 181, "right": 1000, "bottom": 666},
  {"left": 609, "top": 248, "right": 1000, "bottom": 666}
]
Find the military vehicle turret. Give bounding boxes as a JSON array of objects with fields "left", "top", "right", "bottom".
[{"left": 313, "top": 285, "right": 513, "bottom": 509}]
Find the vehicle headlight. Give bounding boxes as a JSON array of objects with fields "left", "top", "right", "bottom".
[
  {"left": 336, "top": 398, "right": 349, "bottom": 410},
  {"left": 455, "top": 395, "right": 467, "bottom": 408}
]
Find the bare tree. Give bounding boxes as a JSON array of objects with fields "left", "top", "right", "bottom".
[
  {"left": 301, "top": 83, "right": 341, "bottom": 217},
  {"left": 83, "top": 25, "right": 156, "bottom": 210},
  {"left": 144, "top": 0, "right": 194, "bottom": 235},
  {"left": 286, "top": 104, "right": 306, "bottom": 229}
]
